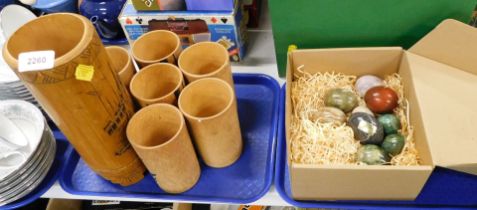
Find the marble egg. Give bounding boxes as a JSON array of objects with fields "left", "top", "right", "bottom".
[
  {"left": 382, "top": 133, "right": 405, "bottom": 156},
  {"left": 324, "top": 88, "right": 358, "bottom": 113},
  {"left": 348, "top": 112, "right": 384, "bottom": 145},
  {"left": 357, "top": 144, "right": 389, "bottom": 165},
  {"left": 312, "top": 107, "right": 347, "bottom": 124},
  {"left": 352, "top": 106, "right": 374, "bottom": 116},
  {"left": 364, "top": 86, "right": 399, "bottom": 114},
  {"left": 378, "top": 114, "right": 401, "bottom": 135},
  {"left": 355, "top": 75, "right": 384, "bottom": 97}
]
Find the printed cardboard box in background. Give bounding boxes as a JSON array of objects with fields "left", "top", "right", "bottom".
[
  {"left": 243, "top": 0, "right": 260, "bottom": 28},
  {"left": 132, "top": 0, "right": 235, "bottom": 11},
  {"left": 285, "top": 19, "right": 477, "bottom": 200},
  {"left": 119, "top": 2, "right": 247, "bottom": 61},
  {"left": 131, "top": 0, "right": 186, "bottom": 11}
]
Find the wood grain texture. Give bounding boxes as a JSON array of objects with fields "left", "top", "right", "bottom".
[
  {"left": 3, "top": 13, "right": 145, "bottom": 186},
  {"left": 127, "top": 104, "right": 200, "bottom": 193},
  {"left": 178, "top": 42, "right": 233, "bottom": 87},
  {"left": 105, "top": 46, "right": 136, "bottom": 88},
  {"left": 131, "top": 30, "right": 182, "bottom": 68},
  {"left": 130, "top": 63, "right": 183, "bottom": 107},
  {"left": 179, "top": 78, "right": 242, "bottom": 168}
]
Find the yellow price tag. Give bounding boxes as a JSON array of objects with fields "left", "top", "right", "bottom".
[{"left": 75, "top": 64, "right": 95, "bottom": 81}]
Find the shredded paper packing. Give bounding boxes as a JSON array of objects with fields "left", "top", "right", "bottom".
[{"left": 290, "top": 66, "right": 420, "bottom": 166}]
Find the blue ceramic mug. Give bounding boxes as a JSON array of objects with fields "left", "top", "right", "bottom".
[
  {"left": 79, "top": 0, "right": 126, "bottom": 40},
  {"left": 31, "top": 0, "right": 78, "bottom": 13}
]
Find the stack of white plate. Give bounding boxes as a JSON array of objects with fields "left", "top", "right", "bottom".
[
  {"left": 0, "top": 100, "right": 56, "bottom": 206},
  {"left": 0, "top": 5, "right": 39, "bottom": 108},
  {"left": 0, "top": 69, "right": 38, "bottom": 107}
]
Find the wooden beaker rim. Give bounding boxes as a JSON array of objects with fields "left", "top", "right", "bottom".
[
  {"left": 131, "top": 30, "right": 181, "bottom": 64},
  {"left": 178, "top": 77, "right": 234, "bottom": 121},
  {"left": 129, "top": 63, "right": 183, "bottom": 103},
  {"left": 3, "top": 13, "right": 94, "bottom": 69},
  {"left": 178, "top": 42, "right": 229, "bottom": 78},
  {"left": 127, "top": 103, "right": 186, "bottom": 150},
  {"left": 106, "top": 46, "right": 132, "bottom": 75}
]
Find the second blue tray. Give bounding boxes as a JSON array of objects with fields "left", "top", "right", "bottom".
[
  {"left": 59, "top": 73, "right": 280, "bottom": 204},
  {"left": 275, "top": 85, "right": 477, "bottom": 209}
]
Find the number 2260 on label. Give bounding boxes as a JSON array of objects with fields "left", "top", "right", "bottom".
[{"left": 18, "top": 50, "right": 55, "bottom": 72}]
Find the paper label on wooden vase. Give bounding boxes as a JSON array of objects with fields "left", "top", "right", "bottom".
[
  {"left": 75, "top": 64, "right": 95, "bottom": 81},
  {"left": 18, "top": 50, "right": 55, "bottom": 72}
]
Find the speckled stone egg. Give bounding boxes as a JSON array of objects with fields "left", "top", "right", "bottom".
[
  {"left": 352, "top": 106, "right": 374, "bottom": 116},
  {"left": 358, "top": 144, "right": 389, "bottom": 165},
  {"left": 355, "top": 75, "right": 384, "bottom": 97},
  {"left": 378, "top": 114, "right": 401, "bottom": 135},
  {"left": 364, "top": 86, "right": 399, "bottom": 114},
  {"left": 348, "top": 112, "right": 384, "bottom": 145},
  {"left": 382, "top": 133, "right": 405, "bottom": 156},
  {"left": 324, "top": 88, "right": 358, "bottom": 113}
]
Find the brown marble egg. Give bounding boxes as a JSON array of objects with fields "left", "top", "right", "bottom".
[
  {"left": 318, "top": 107, "right": 347, "bottom": 123},
  {"left": 364, "top": 86, "right": 398, "bottom": 114},
  {"left": 308, "top": 107, "right": 347, "bottom": 124}
]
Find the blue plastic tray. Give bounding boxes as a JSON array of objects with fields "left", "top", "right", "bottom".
[
  {"left": 2, "top": 130, "right": 69, "bottom": 210},
  {"left": 59, "top": 73, "right": 279, "bottom": 204},
  {"left": 275, "top": 85, "right": 477, "bottom": 209}
]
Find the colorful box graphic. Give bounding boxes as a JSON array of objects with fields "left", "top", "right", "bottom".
[{"left": 119, "top": 2, "right": 247, "bottom": 61}]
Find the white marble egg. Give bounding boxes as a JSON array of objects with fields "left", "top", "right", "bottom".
[{"left": 355, "top": 75, "right": 384, "bottom": 97}]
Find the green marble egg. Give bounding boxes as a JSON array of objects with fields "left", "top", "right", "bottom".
[
  {"left": 382, "top": 133, "right": 405, "bottom": 156},
  {"left": 378, "top": 114, "right": 401, "bottom": 135},
  {"left": 357, "top": 145, "right": 389, "bottom": 165},
  {"left": 324, "top": 88, "right": 358, "bottom": 113}
]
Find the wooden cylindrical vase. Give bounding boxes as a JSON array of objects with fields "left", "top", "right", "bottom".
[
  {"left": 178, "top": 42, "right": 233, "bottom": 87},
  {"left": 178, "top": 78, "right": 242, "bottom": 168},
  {"left": 105, "top": 46, "right": 135, "bottom": 88},
  {"left": 131, "top": 30, "right": 182, "bottom": 68},
  {"left": 2, "top": 13, "right": 145, "bottom": 186},
  {"left": 129, "top": 63, "right": 184, "bottom": 107},
  {"left": 127, "top": 104, "right": 201, "bottom": 193}
]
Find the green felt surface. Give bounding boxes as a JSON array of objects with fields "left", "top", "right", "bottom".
[{"left": 269, "top": 0, "right": 477, "bottom": 77}]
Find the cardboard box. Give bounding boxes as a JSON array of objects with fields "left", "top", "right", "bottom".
[
  {"left": 46, "top": 199, "right": 82, "bottom": 210},
  {"left": 131, "top": 0, "right": 186, "bottom": 11},
  {"left": 173, "top": 203, "right": 192, "bottom": 210},
  {"left": 185, "top": 0, "right": 235, "bottom": 11},
  {"left": 285, "top": 19, "right": 477, "bottom": 200},
  {"left": 243, "top": 0, "right": 260, "bottom": 28},
  {"left": 119, "top": 1, "right": 247, "bottom": 61}
]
